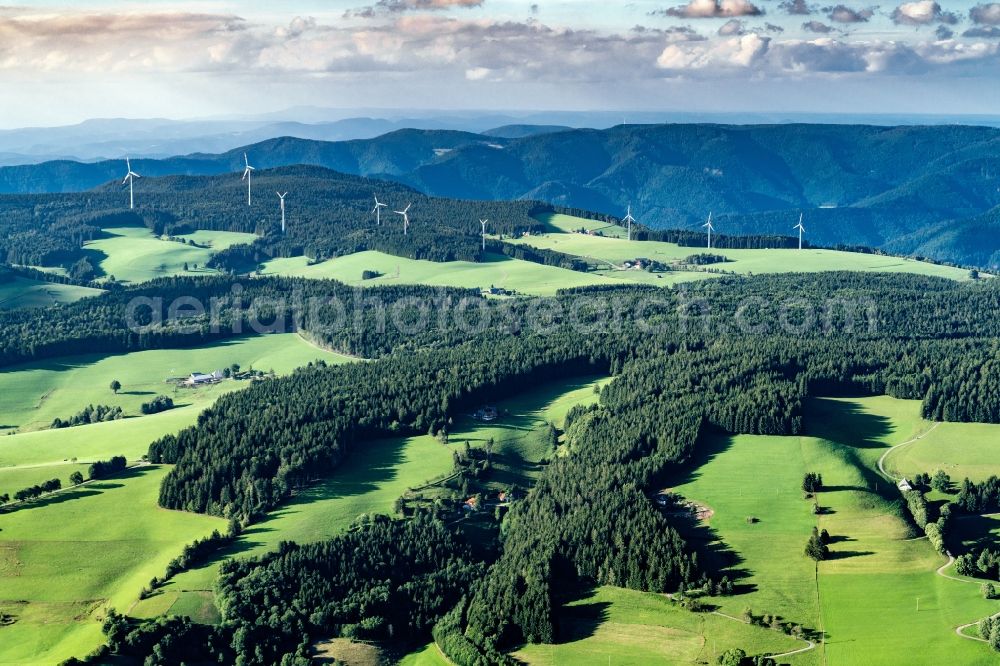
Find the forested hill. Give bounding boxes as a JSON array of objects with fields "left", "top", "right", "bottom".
[
  {"left": 3, "top": 123, "right": 1000, "bottom": 268},
  {"left": 0, "top": 165, "right": 546, "bottom": 269},
  {"left": 0, "top": 129, "right": 495, "bottom": 194}
]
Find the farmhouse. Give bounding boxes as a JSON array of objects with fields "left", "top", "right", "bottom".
[
  {"left": 897, "top": 478, "right": 913, "bottom": 492},
  {"left": 474, "top": 405, "right": 498, "bottom": 422},
  {"left": 463, "top": 496, "right": 479, "bottom": 512},
  {"left": 188, "top": 369, "right": 224, "bottom": 386}
]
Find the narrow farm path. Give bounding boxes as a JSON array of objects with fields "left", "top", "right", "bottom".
[{"left": 876, "top": 421, "right": 940, "bottom": 481}]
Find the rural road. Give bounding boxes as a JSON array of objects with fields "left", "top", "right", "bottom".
[
  {"left": 876, "top": 422, "right": 940, "bottom": 481},
  {"left": 933, "top": 532, "right": 1000, "bottom": 642},
  {"left": 709, "top": 609, "right": 817, "bottom": 659},
  {"left": 873, "top": 421, "right": 1000, "bottom": 646}
]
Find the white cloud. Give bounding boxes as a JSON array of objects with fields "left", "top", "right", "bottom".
[
  {"left": 657, "top": 33, "right": 770, "bottom": 69},
  {"left": 660, "top": 0, "right": 765, "bottom": 18},
  {"left": 891, "top": 1, "right": 958, "bottom": 25},
  {"left": 465, "top": 66, "right": 491, "bottom": 79}
]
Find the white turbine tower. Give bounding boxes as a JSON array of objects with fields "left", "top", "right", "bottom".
[
  {"left": 241, "top": 153, "right": 255, "bottom": 206},
  {"left": 277, "top": 192, "right": 288, "bottom": 233},
  {"left": 395, "top": 203, "right": 412, "bottom": 235},
  {"left": 372, "top": 195, "right": 387, "bottom": 226},
  {"left": 794, "top": 213, "right": 805, "bottom": 250},
  {"left": 623, "top": 205, "right": 636, "bottom": 241},
  {"left": 703, "top": 212, "right": 715, "bottom": 249},
  {"left": 122, "top": 157, "right": 140, "bottom": 210},
  {"left": 480, "top": 218, "right": 489, "bottom": 251}
]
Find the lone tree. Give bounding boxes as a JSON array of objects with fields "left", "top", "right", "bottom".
[
  {"left": 110, "top": 380, "right": 121, "bottom": 395},
  {"left": 805, "top": 531, "right": 830, "bottom": 561},
  {"left": 931, "top": 469, "right": 951, "bottom": 493},
  {"left": 69, "top": 471, "right": 84, "bottom": 486},
  {"left": 802, "top": 472, "right": 823, "bottom": 494}
]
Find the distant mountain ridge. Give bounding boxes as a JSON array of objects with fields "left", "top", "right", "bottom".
[{"left": 2, "top": 123, "right": 998, "bottom": 268}]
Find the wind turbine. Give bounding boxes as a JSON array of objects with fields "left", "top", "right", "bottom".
[
  {"left": 794, "top": 213, "right": 805, "bottom": 250},
  {"left": 277, "top": 192, "right": 288, "bottom": 233},
  {"left": 623, "top": 205, "right": 636, "bottom": 241},
  {"left": 395, "top": 203, "right": 411, "bottom": 235},
  {"left": 372, "top": 195, "right": 387, "bottom": 226},
  {"left": 703, "top": 212, "right": 715, "bottom": 249},
  {"left": 122, "top": 157, "right": 140, "bottom": 210},
  {"left": 241, "top": 153, "right": 255, "bottom": 206},
  {"left": 480, "top": 218, "right": 489, "bottom": 251}
]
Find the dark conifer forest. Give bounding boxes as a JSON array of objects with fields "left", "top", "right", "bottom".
[{"left": 23, "top": 264, "right": 1000, "bottom": 665}]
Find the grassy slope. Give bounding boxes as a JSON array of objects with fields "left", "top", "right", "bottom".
[
  {"left": 667, "top": 395, "right": 1000, "bottom": 665},
  {"left": 261, "top": 212, "right": 973, "bottom": 297},
  {"left": 0, "top": 465, "right": 227, "bottom": 665},
  {"left": 518, "top": 213, "right": 975, "bottom": 282},
  {"left": 0, "top": 277, "right": 102, "bottom": 311},
  {"left": 883, "top": 420, "right": 1000, "bottom": 483},
  {"left": 135, "top": 376, "right": 610, "bottom": 626},
  {"left": 513, "top": 586, "right": 802, "bottom": 665},
  {"left": 0, "top": 332, "right": 343, "bottom": 436},
  {"left": 84, "top": 227, "right": 257, "bottom": 284},
  {"left": 260, "top": 250, "right": 624, "bottom": 296},
  {"left": 0, "top": 335, "right": 346, "bottom": 664}
]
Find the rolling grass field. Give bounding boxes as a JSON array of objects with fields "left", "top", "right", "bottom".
[
  {"left": 0, "top": 334, "right": 352, "bottom": 499},
  {"left": 84, "top": 226, "right": 257, "bottom": 284},
  {"left": 261, "top": 213, "right": 976, "bottom": 299},
  {"left": 0, "top": 332, "right": 344, "bottom": 435},
  {"left": 260, "top": 250, "right": 625, "bottom": 296},
  {"left": 881, "top": 420, "right": 1000, "bottom": 483},
  {"left": 664, "top": 395, "right": 1000, "bottom": 665},
  {"left": 513, "top": 586, "right": 803, "bottom": 665},
  {"left": 0, "top": 277, "right": 102, "bottom": 311},
  {"left": 0, "top": 334, "right": 346, "bottom": 664},
  {"left": 137, "top": 375, "right": 610, "bottom": 624},
  {"left": 520, "top": 213, "right": 977, "bottom": 282},
  {"left": 0, "top": 465, "right": 228, "bottom": 665}
]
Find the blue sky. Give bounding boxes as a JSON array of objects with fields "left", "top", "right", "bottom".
[{"left": 1, "top": 1, "right": 999, "bottom": 127}]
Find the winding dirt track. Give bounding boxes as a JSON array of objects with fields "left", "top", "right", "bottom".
[{"left": 876, "top": 422, "right": 940, "bottom": 481}]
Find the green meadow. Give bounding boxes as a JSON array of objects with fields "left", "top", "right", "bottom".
[
  {"left": 0, "top": 465, "right": 228, "bottom": 665},
  {"left": 0, "top": 334, "right": 346, "bottom": 663},
  {"left": 260, "top": 250, "right": 626, "bottom": 296},
  {"left": 0, "top": 276, "right": 102, "bottom": 311},
  {"left": 519, "top": 213, "right": 976, "bottom": 282},
  {"left": 882, "top": 420, "right": 1000, "bottom": 483},
  {"left": 540, "top": 211, "right": 631, "bottom": 238},
  {"left": 260, "top": 213, "right": 975, "bottom": 299},
  {"left": 134, "top": 375, "right": 609, "bottom": 625},
  {"left": 0, "top": 332, "right": 346, "bottom": 435},
  {"left": 665, "top": 395, "right": 1000, "bottom": 665},
  {"left": 513, "top": 586, "right": 803, "bottom": 665},
  {"left": 84, "top": 226, "right": 257, "bottom": 284}
]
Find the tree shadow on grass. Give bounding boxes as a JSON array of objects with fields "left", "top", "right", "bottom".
[
  {"left": 826, "top": 535, "right": 856, "bottom": 544},
  {"left": 512, "top": 579, "right": 613, "bottom": 647},
  {"left": 0, "top": 465, "right": 159, "bottom": 514},
  {"left": 650, "top": 431, "right": 758, "bottom": 590},
  {"left": 120, "top": 390, "right": 156, "bottom": 396},
  {"left": 171, "top": 438, "right": 410, "bottom": 570},
  {"left": 802, "top": 397, "right": 894, "bottom": 450},
  {"left": 947, "top": 513, "right": 1000, "bottom": 552},
  {"left": 825, "top": 549, "right": 876, "bottom": 560}
]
